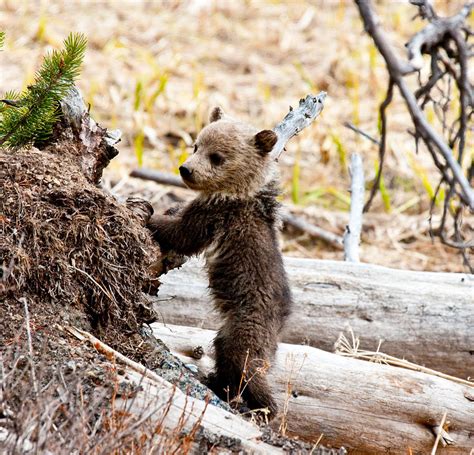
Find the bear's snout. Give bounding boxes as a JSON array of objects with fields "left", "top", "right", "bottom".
[{"left": 179, "top": 165, "right": 193, "bottom": 181}]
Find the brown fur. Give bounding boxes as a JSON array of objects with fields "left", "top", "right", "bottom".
[{"left": 148, "top": 108, "right": 292, "bottom": 418}]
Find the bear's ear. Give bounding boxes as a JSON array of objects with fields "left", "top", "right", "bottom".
[
  {"left": 209, "top": 106, "right": 224, "bottom": 123},
  {"left": 254, "top": 130, "right": 278, "bottom": 156}
]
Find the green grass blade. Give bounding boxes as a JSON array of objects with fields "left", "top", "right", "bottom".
[{"left": 134, "top": 129, "right": 145, "bottom": 167}]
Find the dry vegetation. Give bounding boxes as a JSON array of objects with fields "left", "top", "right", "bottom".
[
  {"left": 1, "top": 0, "right": 472, "bottom": 272},
  {"left": 1, "top": 2, "right": 472, "bottom": 453}
]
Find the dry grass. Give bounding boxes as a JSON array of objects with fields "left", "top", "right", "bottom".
[
  {"left": 0, "top": 329, "right": 215, "bottom": 455},
  {"left": 0, "top": 145, "right": 160, "bottom": 337},
  {"left": 335, "top": 329, "right": 474, "bottom": 387},
  {"left": 0, "top": 0, "right": 472, "bottom": 272}
]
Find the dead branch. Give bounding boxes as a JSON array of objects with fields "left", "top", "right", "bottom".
[
  {"left": 270, "top": 92, "right": 326, "bottom": 161},
  {"left": 406, "top": 3, "right": 474, "bottom": 72},
  {"left": 355, "top": 0, "right": 474, "bottom": 263},
  {"left": 343, "top": 154, "right": 365, "bottom": 262}
]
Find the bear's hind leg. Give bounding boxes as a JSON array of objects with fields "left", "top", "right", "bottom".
[{"left": 208, "top": 329, "right": 278, "bottom": 419}]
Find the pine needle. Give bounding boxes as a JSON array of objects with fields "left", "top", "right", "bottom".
[
  {"left": 0, "top": 32, "right": 87, "bottom": 148},
  {"left": 0, "top": 31, "right": 5, "bottom": 49}
]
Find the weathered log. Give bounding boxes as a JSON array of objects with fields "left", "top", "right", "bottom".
[
  {"left": 118, "top": 370, "right": 279, "bottom": 455},
  {"left": 152, "top": 323, "right": 474, "bottom": 455},
  {"left": 153, "top": 257, "right": 474, "bottom": 379}
]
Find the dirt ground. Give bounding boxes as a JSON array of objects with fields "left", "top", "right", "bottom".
[{"left": 1, "top": 0, "right": 472, "bottom": 272}]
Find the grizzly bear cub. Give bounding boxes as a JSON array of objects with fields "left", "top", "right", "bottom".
[{"left": 148, "top": 107, "right": 292, "bottom": 418}]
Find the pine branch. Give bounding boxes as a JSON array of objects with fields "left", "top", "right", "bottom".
[
  {"left": 0, "top": 32, "right": 87, "bottom": 148},
  {"left": 0, "top": 32, "right": 5, "bottom": 49},
  {"left": 0, "top": 91, "right": 21, "bottom": 116}
]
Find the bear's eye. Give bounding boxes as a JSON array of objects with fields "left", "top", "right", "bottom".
[
  {"left": 209, "top": 153, "right": 224, "bottom": 166},
  {"left": 193, "top": 144, "right": 198, "bottom": 154}
]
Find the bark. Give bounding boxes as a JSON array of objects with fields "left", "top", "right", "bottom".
[
  {"left": 59, "top": 86, "right": 121, "bottom": 184},
  {"left": 153, "top": 257, "right": 474, "bottom": 379},
  {"left": 152, "top": 322, "right": 474, "bottom": 455}
]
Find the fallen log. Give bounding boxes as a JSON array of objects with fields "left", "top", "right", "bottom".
[
  {"left": 152, "top": 322, "right": 474, "bottom": 455},
  {"left": 153, "top": 257, "right": 474, "bottom": 380}
]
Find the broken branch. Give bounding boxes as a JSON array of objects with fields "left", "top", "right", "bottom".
[
  {"left": 343, "top": 153, "right": 365, "bottom": 262},
  {"left": 271, "top": 92, "right": 326, "bottom": 161}
]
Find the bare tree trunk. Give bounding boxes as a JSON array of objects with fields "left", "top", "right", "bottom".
[
  {"left": 153, "top": 257, "right": 474, "bottom": 380},
  {"left": 152, "top": 322, "right": 474, "bottom": 455}
]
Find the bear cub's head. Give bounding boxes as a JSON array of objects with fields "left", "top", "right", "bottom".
[{"left": 179, "top": 107, "right": 278, "bottom": 196}]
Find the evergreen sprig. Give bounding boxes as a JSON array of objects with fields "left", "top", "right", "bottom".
[
  {"left": 0, "top": 32, "right": 5, "bottom": 49},
  {"left": 0, "top": 32, "right": 87, "bottom": 148}
]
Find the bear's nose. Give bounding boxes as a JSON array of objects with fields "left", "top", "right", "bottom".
[{"left": 179, "top": 165, "right": 192, "bottom": 180}]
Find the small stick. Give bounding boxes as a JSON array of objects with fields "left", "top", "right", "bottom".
[
  {"left": 343, "top": 154, "right": 365, "bottom": 262},
  {"left": 130, "top": 169, "right": 186, "bottom": 188},
  {"left": 20, "top": 297, "right": 38, "bottom": 396},
  {"left": 343, "top": 122, "right": 380, "bottom": 145},
  {"left": 65, "top": 325, "right": 166, "bottom": 386},
  {"left": 281, "top": 210, "right": 343, "bottom": 249},
  {"left": 431, "top": 411, "right": 448, "bottom": 454}
]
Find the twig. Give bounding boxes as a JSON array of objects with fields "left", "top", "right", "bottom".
[
  {"left": 65, "top": 326, "right": 167, "bottom": 386},
  {"left": 364, "top": 79, "right": 394, "bottom": 212},
  {"left": 130, "top": 168, "right": 344, "bottom": 249},
  {"left": 344, "top": 154, "right": 365, "bottom": 262},
  {"left": 431, "top": 411, "right": 448, "bottom": 454},
  {"left": 20, "top": 297, "right": 38, "bottom": 397},
  {"left": 343, "top": 122, "right": 379, "bottom": 145},
  {"left": 271, "top": 92, "right": 326, "bottom": 161}
]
